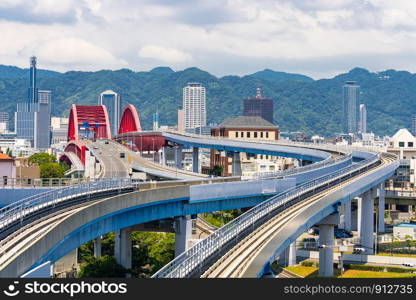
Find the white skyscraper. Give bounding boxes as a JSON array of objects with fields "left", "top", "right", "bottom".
[
  {"left": 359, "top": 104, "right": 367, "bottom": 134},
  {"left": 99, "top": 90, "right": 121, "bottom": 137},
  {"left": 183, "top": 83, "right": 206, "bottom": 130}
]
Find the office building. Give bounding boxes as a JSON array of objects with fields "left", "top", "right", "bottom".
[
  {"left": 51, "top": 117, "right": 69, "bottom": 144},
  {"left": 243, "top": 88, "right": 274, "bottom": 124},
  {"left": 153, "top": 111, "right": 159, "bottom": 131},
  {"left": 342, "top": 81, "right": 359, "bottom": 135},
  {"left": 359, "top": 104, "right": 367, "bottom": 134},
  {"left": 177, "top": 109, "right": 184, "bottom": 132},
  {"left": 15, "top": 57, "right": 51, "bottom": 149},
  {"left": 183, "top": 83, "right": 206, "bottom": 129},
  {"left": 99, "top": 90, "right": 121, "bottom": 137},
  {"left": 412, "top": 115, "right": 416, "bottom": 137},
  {"left": 0, "top": 112, "right": 9, "bottom": 133}
]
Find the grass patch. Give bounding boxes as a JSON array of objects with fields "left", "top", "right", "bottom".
[
  {"left": 340, "top": 270, "right": 416, "bottom": 278},
  {"left": 286, "top": 266, "right": 319, "bottom": 278},
  {"left": 378, "top": 252, "right": 416, "bottom": 258}
]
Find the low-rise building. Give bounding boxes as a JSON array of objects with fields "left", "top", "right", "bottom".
[
  {"left": 210, "top": 116, "right": 286, "bottom": 176},
  {"left": 0, "top": 153, "right": 15, "bottom": 184}
]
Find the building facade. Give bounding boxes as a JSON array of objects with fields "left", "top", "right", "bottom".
[
  {"left": 15, "top": 57, "right": 51, "bottom": 149},
  {"left": 243, "top": 88, "right": 273, "bottom": 124},
  {"left": 0, "top": 112, "right": 9, "bottom": 133},
  {"left": 210, "top": 116, "right": 282, "bottom": 176},
  {"left": 99, "top": 90, "right": 121, "bottom": 137},
  {"left": 342, "top": 81, "right": 359, "bottom": 135},
  {"left": 359, "top": 103, "right": 367, "bottom": 134},
  {"left": 183, "top": 83, "right": 206, "bottom": 130}
]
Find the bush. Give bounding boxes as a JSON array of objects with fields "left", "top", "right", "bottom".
[
  {"left": 348, "top": 264, "right": 385, "bottom": 272},
  {"left": 386, "top": 266, "right": 416, "bottom": 273},
  {"left": 78, "top": 256, "right": 127, "bottom": 278},
  {"left": 301, "top": 261, "right": 315, "bottom": 267}
]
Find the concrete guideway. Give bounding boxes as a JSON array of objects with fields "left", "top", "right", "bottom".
[
  {"left": 153, "top": 151, "right": 398, "bottom": 278},
  {"left": 203, "top": 153, "right": 398, "bottom": 278}
]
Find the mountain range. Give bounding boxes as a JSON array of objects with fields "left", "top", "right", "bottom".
[{"left": 0, "top": 64, "right": 414, "bottom": 137}]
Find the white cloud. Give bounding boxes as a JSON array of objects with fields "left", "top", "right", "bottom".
[
  {"left": 36, "top": 37, "right": 127, "bottom": 70},
  {"left": 2, "top": 0, "right": 416, "bottom": 77},
  {"left": 138, "top": 45, "right": 192, "bottom": 63}
]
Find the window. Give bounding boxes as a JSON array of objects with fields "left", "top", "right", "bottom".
[
  {"left": 409, "top": 142, "right": 414, "bottom": 147},
  {"left": 254, "top": 132, "right": 258, "bottom": 138},
  {"left": 247, "top": 132, "right": 251, "bottom": 138},
  {"left": 260, "top": 132, "right": 264, "bottom": 138},
  {"left": 399, "top": 142, "right": 405, "bottom": 147},
  {"left": 235, "top": 132, "right": 239, "bottom": 138},
  {"left": 241, "top": 132, "right": 244, "bottom": 138},
  {"left": 266, "top": 132, "right": 269, "bottom": 138}
]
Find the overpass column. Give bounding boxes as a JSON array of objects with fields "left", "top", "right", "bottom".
[
  {"left": 284, "top": 242, "right": 297, "bottom": 266},
  {"left": 356, "top": 197, "right": 362, "bottom": 235},
  {"left": 360, "top": 189, "right": 374, "bottom": 254},
  {"left": 317, "top": 213, "right": 339, "bottom": 277},
  {"left": 341, "top": 202, "right": 351, "bottom": 232},
  {"left": 378, "top": 182, "right": 385, "bottom": 233},
  {"left": 161, "top": 147, "right": 168, "bottom": 166},
  {"left": 174, "top": 215, "right": 192, "bottom": 257},
  {"left": 93, "top": 236, "right": 102, "bottom": 258},
  {"left": 114, "top": 227, "right": 132, "bottom": 275},
  {"left": 232, "top": 152, "right": 242, "bottom": 176},
  {"left": 192, "top": 147, "right": 199, "bottom": 173},
  {"left": 174, "top": 145, "right": 183, "bottom": 169}
]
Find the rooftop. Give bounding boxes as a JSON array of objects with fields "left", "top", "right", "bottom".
[
  {"left": 0, "top": 153, "right": 13, "bottom": 160},
  {"left": 218, "top": 116, "right": 277, "bottom": 129}
]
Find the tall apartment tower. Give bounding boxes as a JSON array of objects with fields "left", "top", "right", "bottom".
[
  {"left": 342, "top": 81, "right": 360, "bottom": 135},
  {"left": 0, "top": 112, "right": 9, "bottom": 133},
  {"left": 183, "top": 83, "right": 206, "bottom": 129},
  {"left": 99, "top": 90, "right": 121, "bottom": 137},
  {"left": 359, "top": 104, "right": 367, "bottom": 134},
  {"left": 243, "top": 88, "right": 274, "bottom": 124},
  {"left": 15, "top": 57, "right": 51, "bottom": 149}
]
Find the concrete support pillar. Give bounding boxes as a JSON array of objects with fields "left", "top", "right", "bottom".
[
  {"left": 175, "top": 215, "right": 192, "bottom": 257},
  {"left": 114, "top": 228, "right": 132, "bottom": 274},
  {"left": 192, "top": 147, "right": 199, "bottom": 173},
  {"left": 174, "top": 145, "right": 183, "bottom": 169},
  {"left": 360, "top": 190, "right": 374, "bottom": 254},
  {"left": 342, "top": 202, "right": 352, "bottom": 232},
  {"left": 162, "top": 147, "right": 167, "bottom": 166},
  {"left": 93, "top": 236, "right": 102, "bottom": 258},
  {"left": 356, "top": 197, "right": 362, "bottom": 235},
  {"left": 317, "top": 213, "right": 339, "bottom": 277},
  {"left": 378, "top": 182, "right": 385, "bottom": 233},
  {"left": 232, "top": 152, "right": 242, "bottom": 176},
  {"left": 284, "top": 242, "right": 297, "bottom": 266}
]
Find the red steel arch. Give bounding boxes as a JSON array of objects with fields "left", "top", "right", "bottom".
[
  {"left": 68, "top": 105, "right": 112, "bottom": 141},
  {"left": 62, "top": 140, "right": 87, "bottom": 165},
  {"left": 118, "top": 104, "right": 142, "bottom": 134}
]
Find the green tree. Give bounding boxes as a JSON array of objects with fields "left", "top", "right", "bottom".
[
  {"left": 5, "top": 148, "right": 12, "bottom": 158},
  {"left": 28, "top": 153, "right": 56, "bottom": 165},
  {"left": 78, "top": 256, "right": 127, "bottom": 278},
  {"left": 209, "top": 165, "right": 224, "bottom": 176},
  {"left": 40, "top": 162, "right": 66, "bottom": 178}
]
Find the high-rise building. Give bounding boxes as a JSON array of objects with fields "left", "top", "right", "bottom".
[
  {"left": 342, "top": 81, "right": 360, "bottom": 135},
  {"left": 99, "top": 90, "right": 121, "bottom": 137},
  {"left": 183, "top": 83, "right": 206, "bottom": 129},
  {"left": 0, "top": 112, "right": 9, "bottom": 133},
  {"left": 412, "top": 115, "right": 416, "bottom": 137},
  {"left": 359, "top": 104, "right": 367, "bottom": 134},
  {"left": 28, "top": 56, "right": 38, "bottom": 103},
  {"left": 15, "top": 57, "right": 51, "bottom": 149},
  {"left": 243, "top": 88, "right": 274, "bottom": 124},
  {"left": 153, "top": 111, "right": 159, "bottom": 131},
  {"left": 177, "top": 109, "right": 184, "bottom": 132}
]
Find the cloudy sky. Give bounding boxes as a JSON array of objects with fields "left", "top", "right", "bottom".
[{"left": 1, "top": 0, "right": 416, "bottom": 78}]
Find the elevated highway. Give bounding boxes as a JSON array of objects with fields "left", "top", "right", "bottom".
[{"left": 0, "top": 130, "right": 399, "bottom": 278}]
